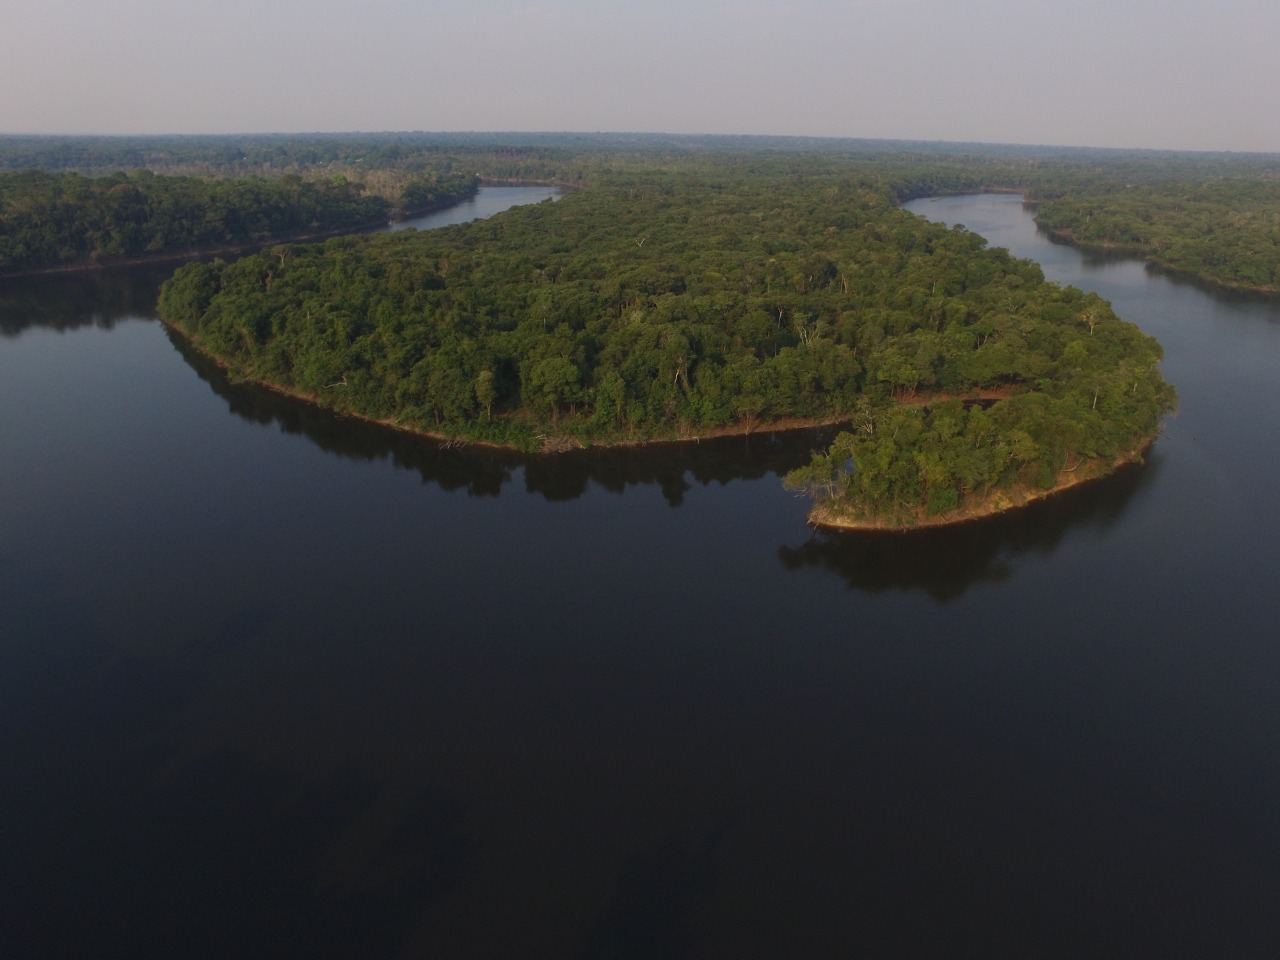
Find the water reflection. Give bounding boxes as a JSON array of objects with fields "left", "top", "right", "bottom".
[
  {"left": 0, "top": 186, "right": 562, "bottom": 339},
  {"left": 1037, "top": 228, "right": 1138, "bottom": 268},
  {"left": 168, "top": 318, "right": 1164, "bottom": 591},
  {"left": 778, "top": 455, "right": 1159, "bottom": 601},
  {"left": 166, "top": 325, "right": 840, "bottom": 506},
  {"left": 0, "top": 264, "right": 171, "bottom": 336},
  {"left": 10, "top": 191, "right": 1277, "bottom": 956},
  {"left": 2, "top": 186, "right": 1176, "bottom": 610}
]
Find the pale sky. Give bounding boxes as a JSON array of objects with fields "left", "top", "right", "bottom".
[{"left": 4, "top": 0, "right": 1278, "bottom": 152}]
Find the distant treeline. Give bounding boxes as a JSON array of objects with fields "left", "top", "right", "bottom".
[
  {"left": 0, "top": 169, "right": 476, "bottom": 275},
  {"left": 3, "top": 131, "right": 1278, "bottom": 291},
  {"left": 4, "top": 130, "right": 1279, "bottom": 175}
]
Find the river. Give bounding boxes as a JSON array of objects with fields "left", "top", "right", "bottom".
[{"left": 2, "top": 189, "right": 1277, "bottom": 958}]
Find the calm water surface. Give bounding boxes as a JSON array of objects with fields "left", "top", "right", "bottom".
[
  {"left": 383, "top": 184, "right": 563, "bottom": 232},
  {"left": 2, "top": 190, "right": 1278, "bottom": 958}
]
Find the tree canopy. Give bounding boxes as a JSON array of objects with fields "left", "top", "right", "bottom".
[
  {"left": 159, "top": 163, "right": 1175, "bottom": 526},
  {"left": 0, "top": 169, "right": 476, "bottom": 275},
  {"left": 5, "top": 130, "right": 1278, "bottom": 293},
  {"left": 0, "top": 131, "right": 1198, "bottom": 527},
  {"left": 1032, "top": 178, "right": 1280, "bottom": 292}
]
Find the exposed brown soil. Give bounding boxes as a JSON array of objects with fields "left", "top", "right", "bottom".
[{"left": 897, "top": 385, "right": 1018, "bottom": 406}]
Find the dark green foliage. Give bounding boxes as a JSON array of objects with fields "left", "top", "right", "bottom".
[
  {"left": 159, "top": 168, "right": 1175, "bottom": 493},
  {"left": 6, "top": 129, "right": 1276, "bottom": 293},
  {"left": 0, "top": 169, "right": 473, "bottom": 275},
  {"left": 396, "top": 173, "right": 481, "bottom": 217},
  {"left": 1033, "top": 179, "right": 1280, "bottom": 291},
  {"left": 5, "top": 132, "right": 1249, "bottom": 519}
]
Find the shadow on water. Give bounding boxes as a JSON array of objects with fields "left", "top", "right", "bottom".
[
  {"left": 171, "top": 320, "right": 1164, "bottom": 594},
  {"left": 12, "top": 745, "right": 477, "bottom": 959},
  {"left": 778, "top": 453, "right": 1161, "bottom": 602},
  {"left": 1037, "top": 227, "right": 1144, "bottom": 269},
  {"left": 0, "top": 264, "right": 173, "bottom": 336},
  {"left": 167, "top": 326, "right": 842, "bottom": 506}
]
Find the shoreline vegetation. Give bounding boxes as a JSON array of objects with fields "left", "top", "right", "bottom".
[
  {"left": 914, "top": 193, "right": 1278, "bottom": 296},
  {"left": 0, "top": 168, "right": 478, "bottom": 279},
  {"left": 1, "top": 135, "right": 1201, "bottom": 529},
  {"left": 0, "top": 218, "right": 395, "bottom": 280},
  {"left": 1038, "top": 225, "right": 1280, "bottom": 296},
  {"left": 158, "top": 167, "right": 1175, "bottom": 532},
  {"left": 807, "top": 442, "right": 1153, "bottom": 532},
  {"left": 0, "top": 193, "right": 473, "bottom": 280},
  {"left": 163, "top": 316, "right": 853, "bottom": 453},
  {"left": 1027, "top": 181, "right": 1280, "bottom": 295}
]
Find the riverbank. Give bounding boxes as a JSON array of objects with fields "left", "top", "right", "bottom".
[
  {"left": 168, "top": 314, "right": 1160, "bottom": 534},
  {"left": 924, "top": 191, "right": 1280, "bottom": 298},
  {"left": 383, "top": 184, "right": 482, "bottom": 224},
  {"left": 0, "top": 218, "right": 405, "bottom": 281},
  {"left": 808, "top": 442, "right": 1154, "bottom": 532},
  {"left": 163, "top": 319, "right": 852, "bottom": 455},
  {"left": 1039, "top": 226, "right": 1280, "bottom": 297},
  {"left": 0, "top": 188, "right": 480, "bottom": 281}
]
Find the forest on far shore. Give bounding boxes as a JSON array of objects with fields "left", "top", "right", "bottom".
[
  {"left": 1032, "top": 178, "right": 1280, "bottom": 291},
  {"left": 2, "top": 131, "right": 1277, "bottom": 292},
  {"left": 0, "top": 168, "right": 477, "bottom": 275}
]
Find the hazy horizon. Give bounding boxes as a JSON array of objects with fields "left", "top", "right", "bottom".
[
  {"left": 5, "top": 128, "right": 1279, "bottom": 160},
  {"left": 6, "top": 0, "right": 1278, "bottom": 154}
]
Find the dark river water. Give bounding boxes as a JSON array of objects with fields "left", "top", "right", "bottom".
[{"left": 2, "top": 190, "right": 1278, "bottom": 958}]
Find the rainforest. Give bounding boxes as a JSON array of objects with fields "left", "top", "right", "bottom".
[
  {"left": 13, "top": 134, "right": 1264, "bottom": 527},
  {"left": 9, "top": 132, "right": 1280, "bottom": 958},
  {"left": 155, "top": 163, "right": 1174, "bottom": 528},
  {"left": 0, "top": 167, "right": 477, "bottom": 275}
]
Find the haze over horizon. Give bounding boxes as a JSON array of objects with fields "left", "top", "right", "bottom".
[{"left": 5, "top": 0, "right": 1278, "bottom": 154}]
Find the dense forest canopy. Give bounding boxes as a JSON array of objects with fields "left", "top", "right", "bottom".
[
  {"left": 0, "top": 169, "right": 476, "bottom": 275},
  {"left": 1033, "top": 178, "right": 1280, "bottom": 291},
  {"left": 3, "top": 132, "right": 1277, "bottom": 291},
  {"left": 4, "top": 130, "right": 1279, "bottom": 175},
  {"left": 158, "top": 162, "right": 1175, "bottom": 526},
  {"left": 16, "top": 131, "right": 1270, "bottom": 524}
]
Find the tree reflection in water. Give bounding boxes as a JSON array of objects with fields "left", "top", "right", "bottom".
[{"left": 778, "top": 454, "right": 1159, "bottom": 601}]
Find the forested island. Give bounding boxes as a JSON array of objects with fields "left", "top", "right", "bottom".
[
  {"left": 157, "top": 162, "right": 1175, "bottom": 529},
  {"left": 10, "top": 132, "right": 1253, "bottom": 526}
]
